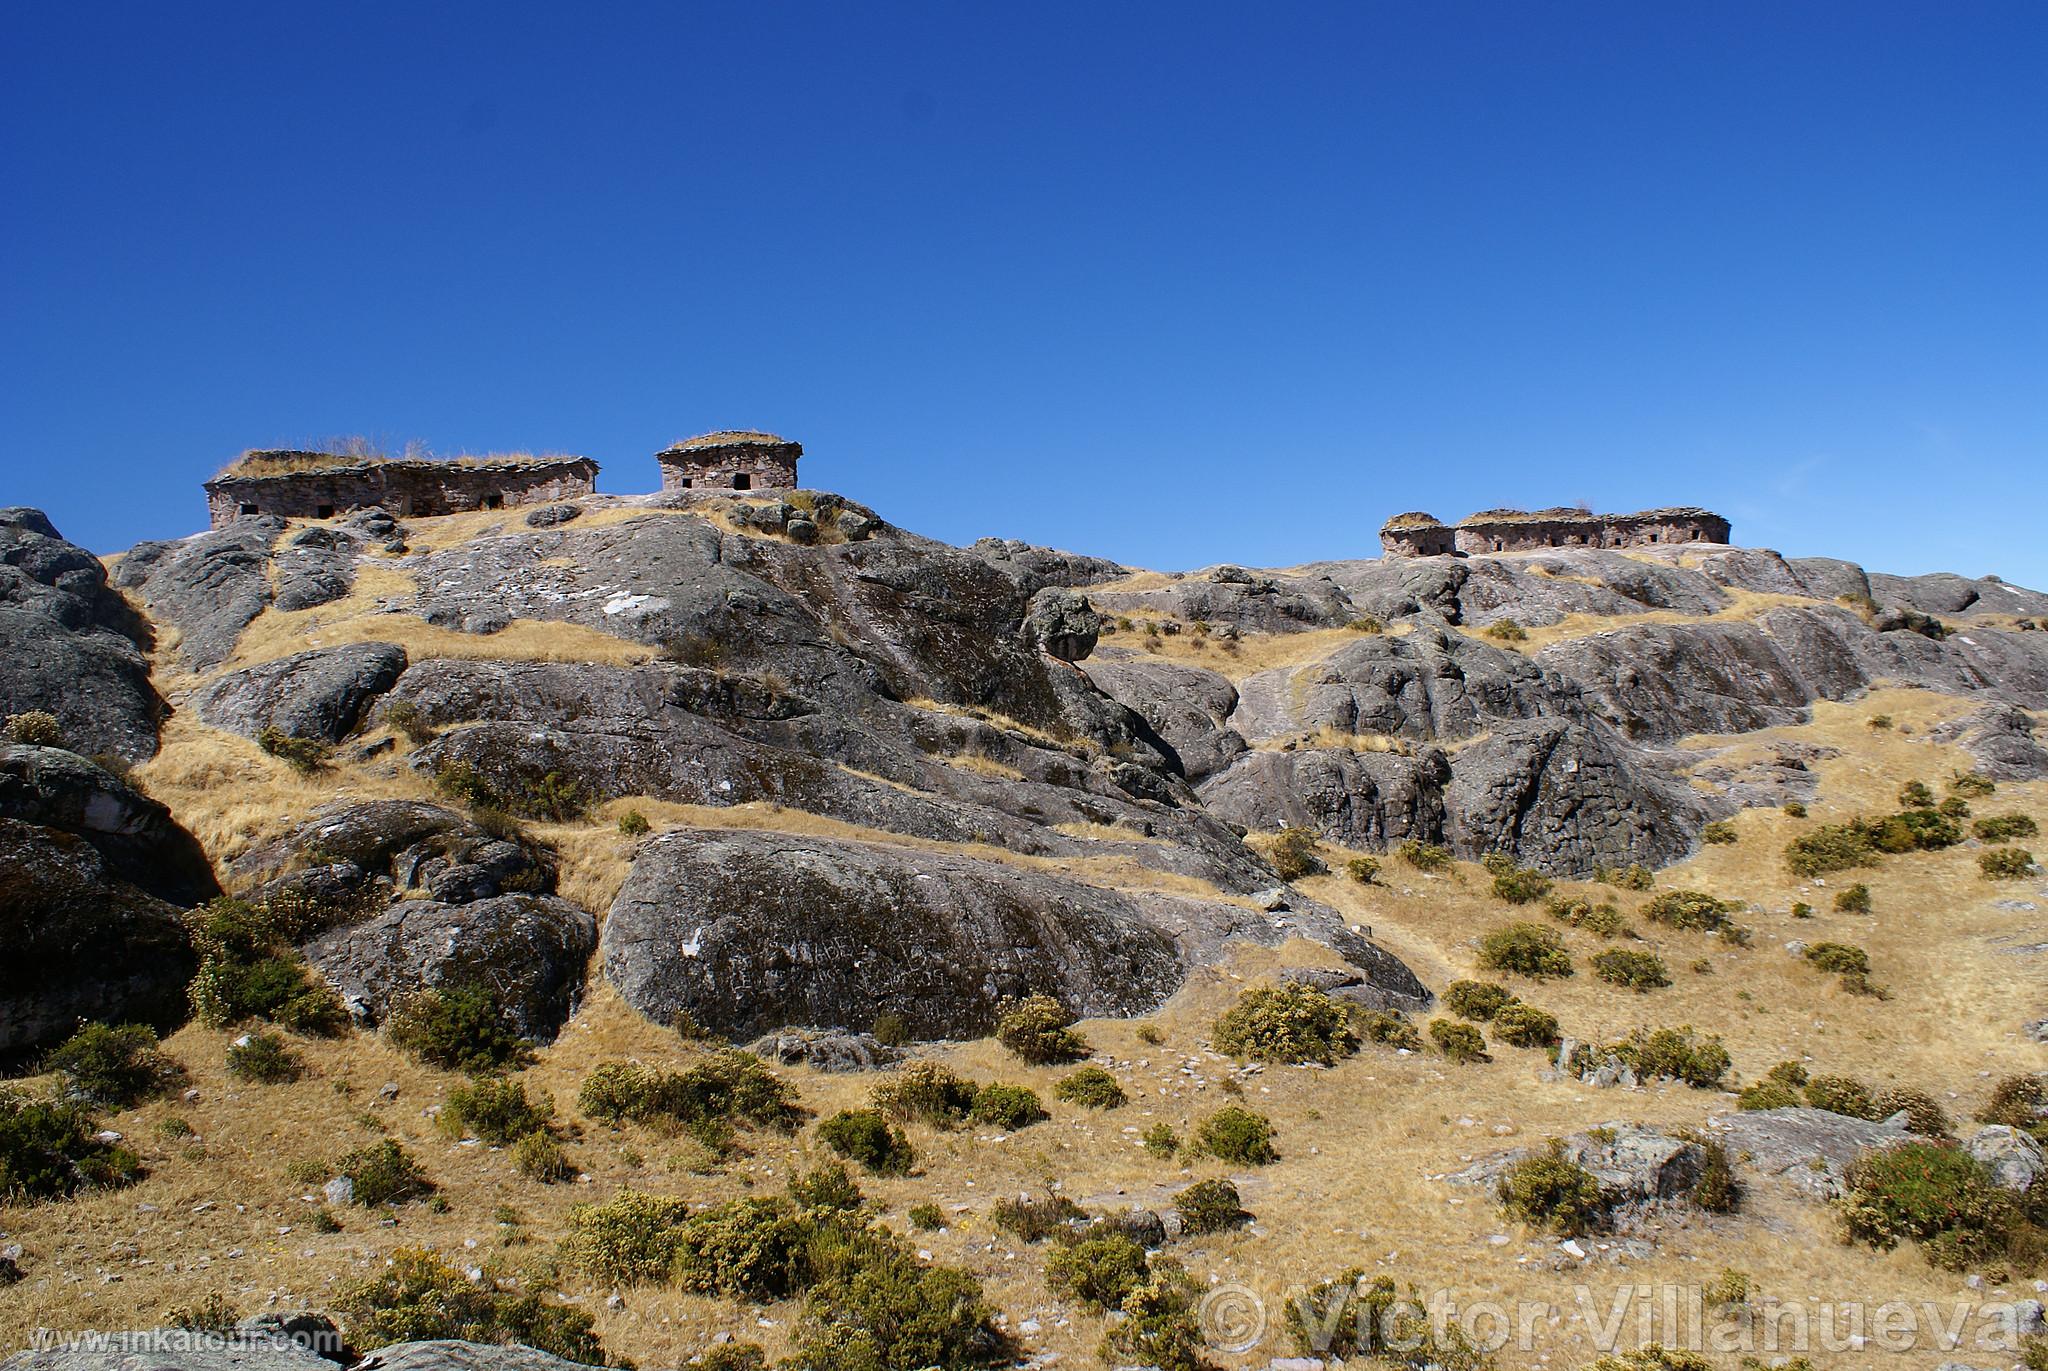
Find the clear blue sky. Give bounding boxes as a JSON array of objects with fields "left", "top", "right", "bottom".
[{"left": 4, "top": 2, "right": 2044, "bottom": 583}]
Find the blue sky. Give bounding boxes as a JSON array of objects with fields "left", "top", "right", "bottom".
[{"left": 4, "top": 2, "right": 2043, "bottom": 583}]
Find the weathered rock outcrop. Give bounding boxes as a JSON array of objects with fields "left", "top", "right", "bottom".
[
  {"left": 305, "top": 893, "right": 595, "bottom": 1040},
  {"left": 0, "top": 817, "right": 196, "bottom": 1058},
  {"left": 272, "top": 526, "right": 360, "bottom": 612},
  {"left": 1447, "top": 1123, "right": 1708, "bottom": 1212},
  {"left": 0, "top": 743, "right": 217, "bottom": 905},
  {"left": 112, "top": 518, "right": 283, "bottom": 671},
  {"left": 0, "top": 508, "right": 164, "bottom": 760},
  {"left": 1088, "top": 564, "right": 1359, "bottom": 634},
  {"left": 1707, "top": 1106, "right": 1915, "bottom": 1199},
  {"left": 1924, "top": 703, "right": 2048, "bottom": 780},
  {"left": 232, "top": 801, "right": 556, "bottom": 908},
  {"left": 1022, "top": 587, "right": 1102, "bottom": 661},
  {"left": 1200, "top": 747, "right": 1449, "bottom": 851},
  {"left": 603, "top": 827, "right": 1424, "bottom": 1041},
  {"left": 194, "top": 643, "right": 407, "bottom": 743},
  {"left": 0, "top": 1332, "right": 584, "bottom": 1371},
  {"left": 1083, "top": 654, "right": 1247, "bottom": 782}
]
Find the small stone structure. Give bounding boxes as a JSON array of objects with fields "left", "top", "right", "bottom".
[
  {"left": 655, "top": 431, "right": 801, "bottom": 493},
  {"left": 1380, "top": 506, "right": 1731, "bottom": 558},
  {"left": 204, "top": 452, "right": 597, "bottom": 529}
]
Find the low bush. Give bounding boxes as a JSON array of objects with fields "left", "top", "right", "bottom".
[
  {"left": 871, "top": 1060, "right": 979, "bottom": 1126},
  {"left": 1196, "top": 1105, "right": 1278, "bottom": 1164},
  {"left": 45, "top": 1022, "right": 182, "bottom": 1107},
  {"left": 1491, "top": 865, "right": 1554, "bottom": 905},
  {"left": 1045, "top": 1233, "right": 1148, "bottom": 1311},
  {"left": 1981, "top": 847, "right": 2037, "bottom": 879},
  {"left": 907, "top": 1203, "right": 945, "bottom": 1231},
  {"left": 1950, "top": 770, "right": 1997, "bottom": 799},
  {"left": 575, "top": 1052, "right": 804, "bottom": 1134},
  {"left": 1785, "top": 824, "right": 1878, "bottom": 878},
  {"left": 1838, "top": 1141, "right": 2033, "bottom": 1270},
  {"left": 1396, "top": 839, "right": 1453, "bottom": 872},
  {"left": 0, "top": 1092, "right": 143, "bottom": 1202},
  {"left": 163, "top": 1292, "right": 238, "bottom": 1333},
  {"left": 1485, "top": 618, "right": 1529, "bottom": 642},
  {"left": 511, "top": 1131, "right": 572, "bottom": 1182},
  {"left": 1977, "top": 1076, "right": 2048, "bottom": 1140},
  {"left": 1736, "top": 1078, "right": 1800, "bottom": 1111},
  {"left": 871, "top": 1012, "right": 910, "bottom": 1047},
  {"left": 1175, "top": 1177, "right": 1250, "bottom": 1234},
  {"left": 225, "top": 1029, "right": 303, "bottom": 1084},
  {"left": 1610, "top": 1027, "right": 1730, "bottom": 1088},
  {"left": 1354, "top": 1008, "right": 1422, "bottom": 1051},
  {"left": 993, "top": 994, "right": 1090, "bottom": 1065},
  {"left": 967, "top": 1083, "right": 1045, "bottom": 1130},
  {"left": 1546, "top": 894, "right": 1626, "bottom": 937},
  {"left": 1491, "top": 1001, "right": 1560, "bottom": 1048},
  {"left": 1591, "top": 948, "right": 1670, "bottom": 992},
  {"left": 1212, "top": 981, "right": 1357, "bottom": 1064},
  {"left": 696, "top": 1347, "right": 766, "bottom": 1371},
  {"left": 562, "top": 1190, "right": 692, "bottom": 1283},
  {"left": 337, "top": 1138, "right": 433, "bottom": 1207},
  {"left": 1869, "top": 807, "right": 1963, "bottom": 853},
  {"left": 1142, "top": 1122, "right": 1180, "bottom": 1158},
  {"left": 991, "top": 1194, "right": 1086, "bottom": 1243},
  {"left": 1689, "top": 1136, "right": 1741, "bottom": 1213},
  {"left": 1940, "top": 795, "right": 1972, "bottom": 818},
  {"left": 380, "top": 700, "right": 436, "bottom": 746},
  {"left": 386, "top": 985, "right": 533, "bottom": 1073},
  {"left": 1443, "top": 980, "right": 1515, "bottom": 1021},
  {"left": 1053, "top": 1065, "right": 1127, "bottom": 1110},
  {"left": 1346, "top": 855, "right": 1381, "bottom": 884},
  {"left": 1282, "top": 1269, "right": 1395, "bottom": 1361},
  {"left": 2, "top": 710, "right": 64, "bottom": 747},
  {"left": 1783, "top": 801, "right": 1808, "bottom": 817},
  {"left": 1586, "top": 1349, "right": 1715, "bottom": 1371},
  {"left": 672, "top": 1196, "right": 811, "bottom": 1300},
  {"left": 256, "top": 726, "right": 330, "bottom": 774},
  {"left": 1803, "top": 1074, "right": 1880, "bottom": 1119},
  {"left": 185, "top": 897, "right": 347, "bottom": 1036},
  {"left": 1700, "top": 821, "right": 1738, "bottom": 846},
  {"left": 1499, "top": 1139, "right": 1605, "bottom": 1235},
  {"left": 1429, "top": 1019, "right": 1490, "bottom": 1064},
  {"left": 337, "top": 1246, "right": 606, "bottom": 1364},
  {"left": 1640, "top": 889, "right": 1739, "bottom": 934},
  {"left": 616, "top": 809, "right": 650, "bottom": 836},
  {"left": 442, "top": 1076, "right": 554, "bottom": 1145},
  {"left": 1832, "top": 884, "right": 1872, "bottom": 914},
  {"left": 1098, "top": 1260, "right": 1208, "bottom": 1371},
  {"left": 785, "top": 1226, "right": 1004, "bottom": 1371},
  {"left": 1268, "top": 827, "right": 1327, "bottom": 881},
  {"left": 787, "top": 1162, "right": 865, "bottom": 1215},
  {"left": 1477, "top": 923, "right": 1573, "bottom": 979},
  {"left": 1899, "top": 781, "right": 1935, "bottom": 809},
  {"left": 1974, "top": 814, "right": 2040, "bottom": 843},
  {"left": 1804, "top": 942, "right": 1871, "bottom": 975},
  {"left": 817, "top": 1110, "right": 914, "bottom": 1176},
  {"left": 1874, "top": 1087, "right": 1952, "bottom": 1138}
]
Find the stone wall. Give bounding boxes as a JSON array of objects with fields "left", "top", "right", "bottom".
[
  {"left": 656, "top": 433, "right": 801, "bottom": 493},
  {"left": 204, "top": 455, "right": 598, "bottom": 528},
  {"left": 1380, "top": 506, "right": 1731, "bottom": 558}
]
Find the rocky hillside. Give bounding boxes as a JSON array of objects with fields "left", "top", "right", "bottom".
[{"left": 2, "top": 489, "right": 2045, "bottom": 1370}]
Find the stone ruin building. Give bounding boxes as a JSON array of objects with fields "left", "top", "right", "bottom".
[
  {"left": 1379, "top": 506, "right": 1732, "bottom": 558},
  {"left": 204, "top": 451, "right": 598, "bottom": 529},
  {"left": 655, "top": 431, "right": 802, "bottom": 493}
]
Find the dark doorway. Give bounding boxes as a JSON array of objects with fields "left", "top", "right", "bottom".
[
  {"left": 239, "top": 503, "right": 259, "bottom": 516},
  {"left": 316, "top": 504, "right": 334, "bottom": 519},
  {"left": 732, "top": 473, "right": 751, "bottom": 490}
]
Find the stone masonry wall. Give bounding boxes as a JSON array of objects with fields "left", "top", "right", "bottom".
[
  {"left": 205, "top": 457, "right": 598, "bottom": 528},
  {"left": 656, "top": 441, "right": 800, "bottom": 494}
]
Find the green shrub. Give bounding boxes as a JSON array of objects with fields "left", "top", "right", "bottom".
[
  {"left": 696, "top": 1346, "right": 767, "bottom": 1371},
  {"left": 1546, "top": 894, "right": 1626, "bottom": 938},
  {"left": 511, "top": 1131, "right": 572, "bottom": 1182},
  {"left": 0, "top": 1092, "right": 143, "bottom": 1202},
  {"left": 1196, "top": 1105, "right": 1278, "bottom": 1164},
  {"left": 442, "top": 1077, "right": 553, "bottom": 1145},
  {"left": 1976, "top": 1075, "right": 2048, "bottom": 1139},
  {"left": 1046, "top": 1234, "right": 1148, "bottom": 1312},
  {"left": 385, "top": 985, "right": 533, "bottom": 1073},
  {"left": 616, "top": 809, "right": 651, "bottom": 836},
  {"left": 1802, "top": 1074, "right": 1881, "bottom": 1119},
  {"left": 787, "top": 1162, "right": 865, "bottom": 1215},
  {"left": 993, "top": 994, "right": 1090, "bottom": 1064},
  {"left": 1354, "top": 1008, "right": 1423, "bottom": 1051},
  {"left": 1839, "top": 1141, "right": 2023, "bottom": 1269},
  {"left": 184, "top": 897, "right": 348, "bottom": 1035},
  {"left": 1485, "top": 618, "right": 1529, "bottom": 642},
  {"left": 1785, "top": 824, "right": 1878, "bottom": 877},
  {"left": 45, "top": 1022, "right": 182, "bottom": 1107},
  {"left": 1688, "top": 1136, "right": 1742, "bottom": 1214},
  {"left": 1212, "top": 981, "right": 1357, "bottom": 1063},
  {"left": 1346, "top": 855, "right": 1381, "bottom": 884},
  {"left": 563, "top": 1190, "right": 692, "bottom": 1283},
  {"left": 908, "top": 1203, "right": 945, "bottom": 1231},
  {"left": 380, "top": 699, "right": 436, "bottom": 746},
  {"left": 3, "top": 710, "right": 65, "bottom": 748},
  {"left": 1611, "top": 1027, "right": 1730, "bottom": 1088},
  {"left": 256, "top": 726, "right": 330, "bottom": 773},
  {"left": 1098, "top": 1259, "right": 1208, "bottom": 1371},
  {"left": 1640, "top": 889, "right": 1739, "bottom": 933},
  {"left": 1586, "top": 1348, "right": 1716, "bottom": 1371},
  {"left": 1499, "top": 1139, "right": 1605, "bottom": 1235},
  {"left": 1784, "top": 801, "right": 1808, "bottom": 818},
  {"left": 1491, "top": 865, "right": 1553, "bottom": 905},
  {"left": 871, "top": 1012, "right": 911, "bottom": 1047},
  {"left": 1141, "top": 1122, "right": 1179, "bottom": 1159},
  {"left": 1736, "top": 1080, "right": 1800, "bottom": 1111},
  {"left": 1974, "top": 814, "right": 2040, "bottom": 843},
  {"left": 1868, "top": 713, "right": 1894, "bottom": 730},
  {"left": 817, "top": 1110, "right": 914, "bottom": 1176},
  {"left": 1175, "top": 1177, "right": 1250, "bottom": 1234},
  {"left": 1491, "top": 1001, "right": 1559, "bottom": 1048},
  {"left": 162, "top": 1292, "right": 239, "bottom": 1332},
  {"left": 786, "top": 1227, "right": 1003, "bottom": 1371},
  {"left": 991, "top": 1193, "right": 1086, "bottom": 1243},
  {"left": 575, "top": 1053, "right": 802, "bottom": 1134},
  {"left": 1899, "top": 781, "right": 1935, "bottom": 809},
  {"left": 1868, "top": 807, "right": 1963, "bottom": 853},
  {"left": 1873, "top": 1087, "right": 1951, "bottom": 1138},
  {"left": 337, "top": 1246, "right": 606, "bottom": 1364},
  {"left": 1832, "top": 884, "right": 1872, "bottom": 914},
  {"left": 1430, "top": 1018, "right": 1490, "bottom": 1064},
  {"left": 1950, "top": 770, "right": 1997, "bottom": 798},
  {"left": 1443, "top": 980, "right": 1515, "bottom": 1021},
  {"left": 337, "top": 1139, "right": 433, "bottom": 1207},
  {"left": 871, "top": 1060, "right": 979, "bottom": 1126},
  {"left": 225, "top": 1029, "right": 303, "bottom": 1084},
  {"left": 967, "top": 1083, "right": 1044, "bottom": 1130},
  {"left": 1981, "top": 847, "right": 2037, "bottom": 879},
  {"left": 1940, "top": 795, "right": 1972, "bottom": 817},
  {"left": 1802, "top": 943, "right": 1868, "bottom": 978},
  {"left": 1268, "top": 827, "right": 1326, "bottom": 881},
  {"left": 1397, "top": 839, "right": 1453, "bottom": 872},
  {"left": 1053, "top": 1065, "right": 1127, "bottom": 1110},
  {"left": 1591, "top": 948, "right": 1670, "bottom": 992},
  {"left": 1700, "top": 821, "right": 1738, "bottom": 845},
  {"left": 1477, "top": 922, "right": 1573, "bottom": 979},
  {"left": 673, "top": 1196, "right": 810, "bottom": 1300}
]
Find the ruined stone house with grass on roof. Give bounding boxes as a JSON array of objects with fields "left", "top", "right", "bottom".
[
  {"left": 654, "top": 431, "right": 802, "bottom": 493},
  {"left": 203, "top": 450, "right": 598, "bottom": 529},
  {"left": 1378, "top": 506, "right": 1732, "bottom": 558}
]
